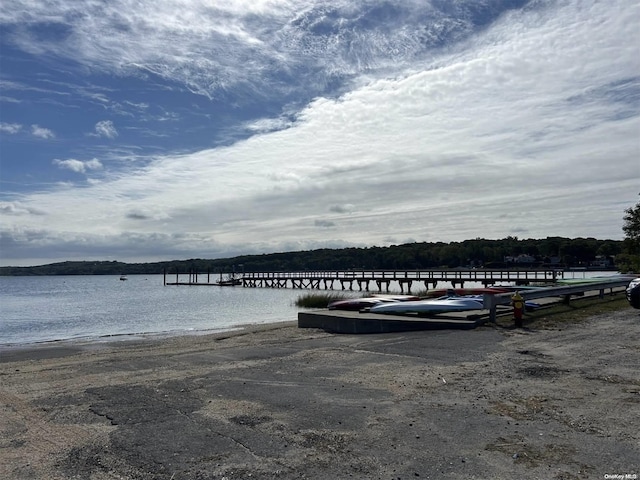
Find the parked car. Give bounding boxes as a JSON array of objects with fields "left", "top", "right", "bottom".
[{"left": 627, "top": 278, "right": 640, "bottom": 309}]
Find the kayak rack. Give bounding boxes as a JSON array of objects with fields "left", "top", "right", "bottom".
[
  {"left": 483, "top": 279, "right": 630, "bottom": 322},
  {"left": 298, "top": 279, "right": 629, "bottom": 334}
]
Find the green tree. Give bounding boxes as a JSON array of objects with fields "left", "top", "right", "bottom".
[
  {"left": 619, "top": 195, "right": 640, "bottom": 272},
  {"left": 623, "top": 195, "right": 640, "bottom": 253}
]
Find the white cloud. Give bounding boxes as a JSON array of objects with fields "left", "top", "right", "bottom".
[
  {"left": 0, "top": 122, "right": 22, "bottom": 134},
  {"left": 0, "top": 0, "right": 638, "bottom": 265},
  {"left": 0, "top": 0, "right": 528, "bottom": 102},
  {"left": 245, "top": 116, "right": 293, "bottom": 134},
  {"left": 92, "top": 120, "right": 118, "bottom": 138},
  {"left": 0, "top": 202, "right": 45, "bottom": 216},
  {"left": 30, "top": 124, "right": 55, "bottom": 139},
  {"left": 0, "top": 95, "right": 21, "bottom": 103},
  {"left": 52, "top": 158, "right": 104, "bottom": 173}
]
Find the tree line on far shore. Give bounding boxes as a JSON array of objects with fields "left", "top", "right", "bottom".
[{"left": 1, "top": 235, "right": 637, "bottom": 276}]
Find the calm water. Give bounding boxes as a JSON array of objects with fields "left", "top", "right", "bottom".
[
  {"left": 0, "top": 275, "right": 310, "bottom": 346},
  {"left": 0, "top": 271, "right": 621, "bottom": 346}
]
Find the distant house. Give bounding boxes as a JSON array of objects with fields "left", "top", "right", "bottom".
[
  {"left": 547, "top": 256, "right": 562, "bottom": 265},
  {"left": 590, "top": 255, "right": 613, "bottom": 268},
  {"left": 505, "top": 254, "right": 537, "bottom": 264}
]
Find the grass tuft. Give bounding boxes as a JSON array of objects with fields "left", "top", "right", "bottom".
[{"left": 294, "top": 292, "right": 353, "bottom": 309}]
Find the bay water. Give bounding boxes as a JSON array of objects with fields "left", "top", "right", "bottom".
[
  {"left": 0, "top": 275, "right": 309, "bottom": 346},
  {"left": 0, "top": 271, "right": 621, "bottom": 346}
]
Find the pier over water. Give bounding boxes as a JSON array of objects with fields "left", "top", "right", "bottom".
[{"left": 165, "top": 269, "right": 561, "bottom": 293}]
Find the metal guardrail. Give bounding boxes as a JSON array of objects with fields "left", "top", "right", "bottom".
[{"left": 483, "top": 279, "right": 631, "bottom": 322}]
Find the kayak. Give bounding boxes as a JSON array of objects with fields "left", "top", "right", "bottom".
[
  {"left": 370, "top": 294, "right": 421, "bottom": 301},
  {"left": 328, "top": 295, "right": 420, "bottom": 311},
  {"left": 370, "top": 297, "right": 484, "bottom": 315},
  {"left": 328, "top": 297, "right": 395, "bottom": 311},
  {"left": 424, "top": 287, "right": 510, "bottom": 298}
]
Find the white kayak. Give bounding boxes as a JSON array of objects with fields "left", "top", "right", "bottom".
[
  {"left": 328, "top": 294, "right": 420, "bottom": 311},
  {"left": 370, "top": 297, "right": 484, "bottom": 315}
]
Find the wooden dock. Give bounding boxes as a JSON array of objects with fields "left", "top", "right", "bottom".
[
  {"left": 165, "top": 268, "right": 561, "bottom": 292},
  {"left": 240, "top": 269, "right": 560, "bottom": 292},
  {"left": 163, "top": 270, "right": 241, "bottom": 286}
]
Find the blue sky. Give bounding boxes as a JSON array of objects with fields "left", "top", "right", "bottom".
[{"left": 1, "top": 0, "right": 639, "bottom": 267}]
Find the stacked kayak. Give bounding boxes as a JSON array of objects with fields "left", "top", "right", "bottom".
[
  {"left": 423, "top": 287, "right": 509, "bottom": 298},
  {"left": 369, "top": 294, "right": 542, "bottom": 315},
  {"left": 370, "top": 296, "right": 484, "bottom": 315},
  {"left": 330, "top": 292, "right": 541, "bottom": 315},
  {"left": 328, "top": 294, "right": 420, "bottom": 311}
]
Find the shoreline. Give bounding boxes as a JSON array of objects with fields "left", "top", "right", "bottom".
[
  {"left": 0, "top": 318, "right": 297, "bottom": 351},
  {"left": 0, "top": 320, "right": 299, "bottom": 362},
  {"left": 1, "top": 310, "right": 638, "bottom": 479}
]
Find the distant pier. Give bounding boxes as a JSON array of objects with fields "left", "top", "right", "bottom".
[
  {"left": 165, "top": 269, "right": 561, "bottom": 293},
  {"left": 163, "top": 269, "right": 239, "bottom": 286}
]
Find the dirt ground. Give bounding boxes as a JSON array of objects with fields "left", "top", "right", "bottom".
[{"left": 0, "top": 308, "right": 638, "bottom": 480}]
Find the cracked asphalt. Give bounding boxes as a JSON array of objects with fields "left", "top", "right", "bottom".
[{"left": 1, "top": 309, "right": 639, "bottom": 479}]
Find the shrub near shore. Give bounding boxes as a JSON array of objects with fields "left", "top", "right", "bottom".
[{"left": 294, "top": 292, "right": 352, "bottom": 309}]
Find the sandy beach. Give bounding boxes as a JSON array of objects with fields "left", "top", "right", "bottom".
[{"left": 1, "top": 308, "right": 639, "bottom": 480}]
